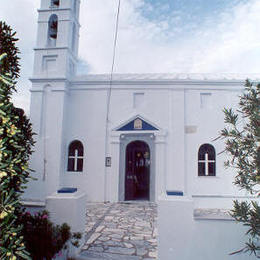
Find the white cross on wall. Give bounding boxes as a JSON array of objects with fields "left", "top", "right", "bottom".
[
  {"left": 198, "top": 152, "right": 215, "bottom": 176},
  {"left": 69, "top": 149, "right": 83, "bottom": 171}
]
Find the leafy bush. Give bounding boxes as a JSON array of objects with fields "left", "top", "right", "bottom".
[
  {"left": 0, "top": 54, "right": 33, "bottom": 259},
  {"left": 0, "top": 21, "right": 20, "bottom": 80},
  {"left": 17, "top": 210, "right": 82, "bottom": 260},
  {"left": 220, "top": 80, "right": 260, "bottom": 256},
  {"left": 0, "top": 20, "right": 34, "bottom": 260},
  {"left": 0, "top": 21, "right": 82, "bottom": 260}
]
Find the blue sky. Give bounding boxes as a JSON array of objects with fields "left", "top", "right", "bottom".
[
  {"left": 78, "top": 0, "right": 260, "bottom": 74},
  {"left": 140, "top": 0, "right": 248, "bottom": 37},
  {"left": 141, "top": 0, "right": 226, "bottom": 25},
  {"left": 141, "top": 0, "right": 248, "bottom": 20},
  {"left": 0, "top": 0, "right": 260, "bottom": 112}
]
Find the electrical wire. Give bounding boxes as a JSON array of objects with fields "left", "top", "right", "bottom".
[
  {"left": 104, "top": 0, "right": 121, "bottom": 202},
  {"left": 106, "top": 0, "right": 121, "bottom": 122}
]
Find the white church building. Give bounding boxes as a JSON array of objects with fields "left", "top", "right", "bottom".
[
  {"left": 23, "top": 1, "right": 260, "bottom": 259},
  {"left": 24, "top": 0, "right": 259, "bottom": 208}
]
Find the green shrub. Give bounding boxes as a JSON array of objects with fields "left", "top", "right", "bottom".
[
  {"left": 220, "top": 80, "right": 260, "bottom": 256},
  {"left": 0, "top": 53, "right": 32, "bottom": 260},
  {"left": 0, "top": 20, "right": 34, "bottom": 260}
]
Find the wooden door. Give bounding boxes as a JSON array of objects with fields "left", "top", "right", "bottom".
[{"left": 125, "top": 141, "right": 150, "bottom": 200}]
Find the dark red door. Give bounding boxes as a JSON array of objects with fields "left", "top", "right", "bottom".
[{"left": 125, "top": 141, "right": 150, "bottom": 201}]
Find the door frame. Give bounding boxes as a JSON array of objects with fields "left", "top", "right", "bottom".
[{"left": 119, "top": 133, "right": 155, "bottom": 202}]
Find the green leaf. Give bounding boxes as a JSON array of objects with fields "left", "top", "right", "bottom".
[{"left": 16, "top": 251, "right": 32, "bottom": 260}]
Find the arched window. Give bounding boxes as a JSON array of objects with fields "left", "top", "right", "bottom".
[
  {"left": 67, "top": 140, "right": 84, "bottom": 172},
  {"left": 198, "top": 144, "right": 216, "bottom": 176},
  {"left": 47, "top": 14, "right": 58, "bottom": 46},
  {"left": 51, "top": 0, "right": 59, "bottom": 7}
]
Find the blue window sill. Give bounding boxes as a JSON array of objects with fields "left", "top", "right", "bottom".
[
  {"left": 57, "top": 187, "right": 77, "bottom": 193},
  {"left": 166, "top": 190, "right": 183, "bottom": 196}
]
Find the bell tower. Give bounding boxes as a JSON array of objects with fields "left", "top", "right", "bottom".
[
  {"left": 32, "top": 0, "right": 80, "bottom": 79},
  {"left": 26, "top": 0, "right": 81, "bottom": 200}
]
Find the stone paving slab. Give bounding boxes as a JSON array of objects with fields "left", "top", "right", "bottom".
[
  {"left": 194, "top": 208, "right": 234, "bottom": 220},
  {"left": 79, "top": 251, "right": 140, "bottom": 260},
  {"left": 79, "top": 202, "right": 157, "bottom": 260}
]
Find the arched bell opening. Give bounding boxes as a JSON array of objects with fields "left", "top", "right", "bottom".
[{"left": 47, "top": 14, "right": 58, "bottom": 46}]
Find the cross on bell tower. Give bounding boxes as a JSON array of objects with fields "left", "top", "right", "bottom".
[{"left": 32, "top": 0, "right": 80, "bottom": 79}]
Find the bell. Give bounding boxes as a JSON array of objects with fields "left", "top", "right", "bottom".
[
  {"left": 52, "top": 0, "right": 59, "bottom": 6},
  {"left": 49, "top": 31, "right": 57, "bottom": 39}
]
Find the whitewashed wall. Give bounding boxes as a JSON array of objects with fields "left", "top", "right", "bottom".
[
  {"left": 25, "top": 77, "right": 252, "bottom": 204},
  {"left": 61, "top": 88, "right": 108, "bottom": 201},
  {"left": 184, "top": 86, "right": 252, "bottom": 208},
  {"left": 158, "top": 196, "right": 257, "bottom": 260}
]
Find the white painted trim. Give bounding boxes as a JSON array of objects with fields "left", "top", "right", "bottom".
[
  {"left": 38, "top": 8, "right": 72, "bottom": 12},
  {"left": 21, "top": 200, "right": 46, "bottom": 207},
  {"left": 30, "top": 85, "right": 68, "bottom": 92},
  {"left": 33, "top": 47, "right": 78, "bottom": 62},
  {"left": 66, "top": 171, "right": 84, "bottom": 174},
  {"left": 69, "top": 84, "right": 245, "bottom": 91},
  {"left": 192, "top": 194, "right": 259, "bottom": 199},
  {"left": 30, "top": 77, "right": 68, "bottom": 83},
  {"left": 71, "top": 80, "right": 246, "bottom": 88}
]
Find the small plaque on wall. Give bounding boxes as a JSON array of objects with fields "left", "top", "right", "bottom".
[
  {"left": 105, "top": 157, "right": 111, "bottom": 167},
  {"left": 185, "top": 125, "right": 197, "bottom": 134}
]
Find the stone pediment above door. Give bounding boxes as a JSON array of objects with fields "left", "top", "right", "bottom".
[{"left": 114, "top": 115, "right": 159, "bottom": 131}]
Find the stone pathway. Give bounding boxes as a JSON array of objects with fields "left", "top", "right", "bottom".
[{"left": 78, "top": 202, "right": 158, "bottom": 260}]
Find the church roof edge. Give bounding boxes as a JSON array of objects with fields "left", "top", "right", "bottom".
[{"left": 73, "top": 73, "right": 260, "bottom": 83}]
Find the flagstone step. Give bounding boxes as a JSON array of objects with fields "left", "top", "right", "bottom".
[
  {"left": 77, "top": 250, "right": 140, "bottom": 260},
  {"left": 82, "top": 202, "right": 157, "bottom": 260}
]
